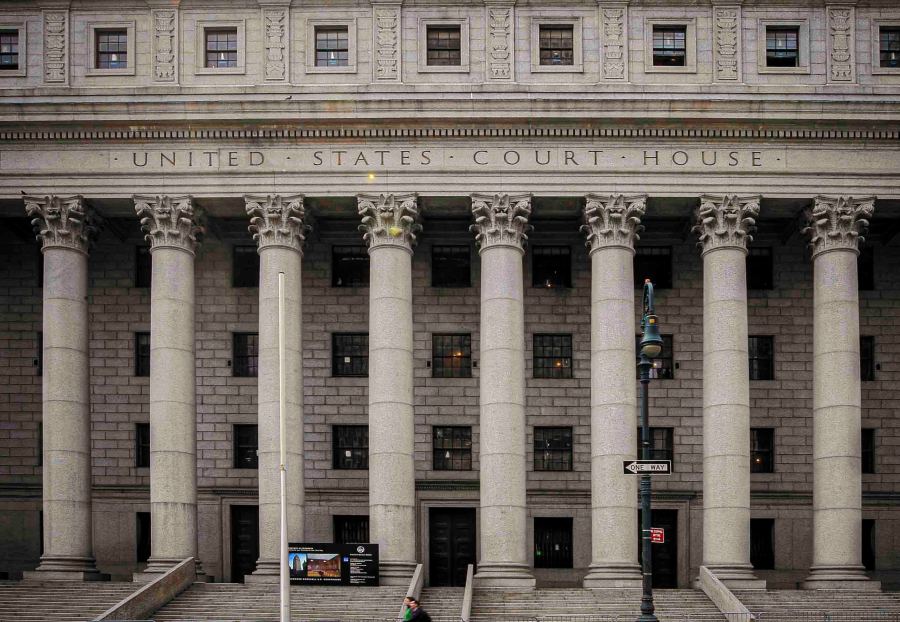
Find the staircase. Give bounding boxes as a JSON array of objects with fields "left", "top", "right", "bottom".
[
  {"left": 419, "top": 587, "right": 464, "bottom": 622},
  {"left": 0, "top": 580, "right": 137, "bottom": 622},
  {"left": 734, "top": 589, "right": 900, "bottom": 621}
]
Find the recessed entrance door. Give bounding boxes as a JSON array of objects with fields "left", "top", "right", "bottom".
[
  {"left": 638, "top": 508, "right": 678, "bottom": 588},
  {"left": 231, "top": 505, "right": 259, "bottom": 583},
  {"left": 429, "top": 507, "right": 476, "bottom": 587}
]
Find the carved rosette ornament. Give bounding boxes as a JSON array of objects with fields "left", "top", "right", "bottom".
[
  {"left": 693, "top": 195, "right": 760, "bottom": 255},
  {"left": 803, "top": 196, "right": 875, "bottom": 259},
  {"left": 581, "top": 194, "right": 647, "bottom": 253},
  {"left": 134, "top": 195, "right": 203, "bottom": 254},
  {"left": 358, "top": 193, "right": 420, "bottom": 252},
  {"left": 470, "top": 193, "right": 532, "bottom": 251},
  {"left": 25, "top": 195, "right": 100, "bottom": 254},
  {"left": 245, "top": 194, "right": 306, "bottom": 253}
]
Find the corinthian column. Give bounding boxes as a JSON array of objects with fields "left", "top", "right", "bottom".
[
  {"left": 245, "top": 195, "right": 307, "bottom": 580},
  {"left": 133, "top": 195, "right": 203, "bottom": 579},
  {"left": 803, "top": 196, "right": 880, "bottom": 590},
  {"left": 358, "top": 193, "right": 420, "bottom": 585},
  {"left": 694, "top": 195, "right": 765, "bottom": 589},
  {"left": 581, "top": 194, "right": 645, "bottom": 589},
  {"left": 24, "top": 195, "right": 100, "bottom": 580},
  {"left": 470, "top": 193, "right": 535, "bottom": 588}
]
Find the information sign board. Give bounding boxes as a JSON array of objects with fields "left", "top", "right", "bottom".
[{"left": 288, "top": 543, "right": 379, "bottom": 586}]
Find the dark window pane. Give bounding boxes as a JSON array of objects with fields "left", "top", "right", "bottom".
[
  {"left": 432, "top": 245, "right": 470, "bottom": 287},
  {"left": 634, "top": 247, "right": 672, "bottom": 289},
  {"left": 881, "top": 27, "right": 900, "bottom": 68},
  {"left": 136, "top": 512, "right": 151, "bottom": 563},
  {"left": 332, "top": 333, "right": 368, "bottom": 377},
  {"left": 96, "top": 29, "right": 127, "bottom": 69},
  {"left": 534, "top": 517, "right": 573, "bottom": 568},
  {"left": 135, "top": 246, "right": 151, "bottom": 288},
  {"left": 333, "top": 425, "right": 368, "bottom": 470},
  {"left": 532, "top": 246, "right": 571, "bottom": 288},
  {"left": 652, "top": 26, "right": 686, "bottom": 66},
  {"left": 860, "top": 336, "right": 875, "bottom": 382},
  {"left": 637, "top": 427, "right": 674, "bottom": 467},
  {"left": 206, "top": 28, "right": 238, "bottom": 68},
  {"left": 315, "top": 26, "right": 349, "bottom": 67},
  {"left": 333, "top": 246, "right": 370, "bottom": 287},
  {"left": 749, "top": 336, "right": 774, "bottom": 381},
  {"left": 135, "top": 332, "right": 150, "bottom": 377},
  {"left": 635, "top": 334, "right": 674, "bottom": 380},
  {"left": 862, "top": 519, "right": 876, "bottom": 570},
  {"left": 747, "top": 248, "right": 773, "bottom": 290},
  {"left": 533, "top": 334, "right": 573, "bottom": 379},
  {"left": 36, "top": 422, "right": 42, "bottom": 467},
  {"left": 234, "top": 424, "right": 258, "bottom": 469},
  {"left": 862, "top": 428, "right": 875, "bottom": 474},
  {"left": 858, "top": 246, "right": 875, "bottom": 291},
  {"left": 766, "top": 27, "right": 799, "bottom": 67},
  {"left": 334, "top": 515, "right": 369, "bottom": 543},
  {"left": 135, "top": 423, "right": 150, "bottom": 468},
  {"left": 751, "top": 428, "right": 774, "bottom": 473},
  {"left": 539, "top": 25, "right": 574, "bottom": 66},
  {"left": 233, "top": 246, "right": 259, "bottom": 288},
  {"left": 233, "top": 333, "right": 259, "bottom": 378},
  {"left": 432, "top": 334, "right": 472, "bottom": 378},
  {"left": 0, "top": 30, "right": 19, "bottom": 70},
  {"left": 427, "top": 26, "right": 461, "bottom": 66},
  {"left": 750, "top": 519, "right": 775, "bottom": 569},
  {"left": 534, "top": 427, "right": 573, "bottom": 471},
  {"left": 433, "top": 426, "right": 472, "bottom": 471},
  {"left": 36, "top": 332, "right": 42, "bottom": 377}
]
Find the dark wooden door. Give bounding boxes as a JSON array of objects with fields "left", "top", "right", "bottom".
[
  {"left": 429, "top": 508, "right": 476, "bottom": 587},
  {"left": 638, "top": 509, "right": 678, "bottom": 588},
  {"left": 231, "top": 505, "right": 259, "bottom": 583}
]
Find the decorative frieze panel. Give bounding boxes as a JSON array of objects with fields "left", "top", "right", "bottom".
[
  {"left": 471, "top": 193, "right": 532, "bottom": 251},
  {"left": 373, "top": 4, "right": 401, "bottom": 81},
  {"left": 43, "top": 10, "right": 68, "bottom": 84},
  {"left": 25, "top": 195, "right": 99, "bottom": 253},
  {"left": 152, "top": 9, "right": 178, "bottom": 83},
  {"left": 246, "top": 194, "right": 306, "bottom": 252},
  {"left": 600, "top": 5, "right": 627, "bottom": 81},
  {"left": 358, "top": 193, "right": 420, "bottom": 250},
  {"left": 263, "top": 8, "right": 288, "bottom": 81},
  {"left": 713, "top": 6, "right": 741, "bottom": 82},
  {"left": 582, "top": 194, "right": 646, "bottom": 252},
  {"left": 694, "top": 194, "right": 760, "bottom": 254},
  {"left": 827, "top": 5, "right": 855, "bottom": 83},
  {"left": 134, "top": 195, "right": 202, "bottom": 253},
  {"left": 486, "top": 4, "right": 514, "bottom": 81},
  {"left": 804, "top": 196, "right": 875, "bottom": 258}
]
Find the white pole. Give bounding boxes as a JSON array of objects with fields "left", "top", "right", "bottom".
[{"left": 278, "top": 272, "right": 290, "bottom": 622}]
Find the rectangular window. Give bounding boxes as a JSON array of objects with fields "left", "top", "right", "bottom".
[
  {"left": 534, "top": 427, "right": 573, "bottom": 471},
  {"left": 332, "top": 246, "right": 369, "bottom": 287},
  {"left": 634, "top": 247, "right": 672, "bottom": 289},
  {"left": 36, "top": 247, "right": 43, "bottom": 288},
  {"left": 433, "top": 426, "right": 473, "bottom": 471},
  {"left": 747, "top": 248, "right": 774, "bottom": 290},
  {"left": 858, "top": 247, "right": 875, "bottom": 291},
  {"left": 206, "top": 28, "right": 238, "bottom": 68},
  {"left": 316, "top": 26, "right": 349, "bottom": 67},
  {"left": 881, "top": 27, "right": 900, "bottom": 68},
  {"left": 862, "top": 428, "right": 875, "bottom": 474},
  {"left": 432, "top": 334, "right": 472, "bottom": 378},
  {"left": 862, "top": 519, "right": 876, "bottom": 571},
  {"left": 539, "top": 24, "right": 574, "bottom": 66},
  {"left": 233, "top": 246, "right": 259, "bottom": 288},
  {"left": 426, "top": 25, "right": 461, "bottom": 66},
  {"left": 332, "top": 333, "right": 368, "bottom": 377},
  {"left": 533, "top": 334, "right": 573, "bottom": 379},
  {"left": 135, "top": 332, "right": 150, "bottom": 377},
  {"left": 233, "top": 424, "right": 258, "bottom": 469},
  {"left": 432, "top": 245, "right": 470, "bottom": 287},
  {"left": 534, "top": 517, "right": 573, "bottom": 568},
  {"left": 635, "top": 334, "right": 674, "bottom": 380},
  {"left": 750, "top": 518, "right": 775, "bottom": 570},
  {"left": 96, "top": 29, "right": 127, "bottom": 69},
  {"left": 652, "top": 25, "right": 686, "bottom": 66},
  {"left": 333, "top": 425, "right": 368, "bottom": 470},
  {"left": 233, "top": 333, "right": 259, "bottom": 378},
  {"left": 36, "top": 332, "right": 42, "bottom": 376},
  {"left": 751, "top": 428, "right": 774, "bottom": 473},
  {"left": 748, "top": 336, "right": 774, "bottom": 381},
  {"left": 766, "top": 26, "right": 800, "bottom": 67},
  {"left": 637, "top": 427, "right": 674, "bottom": 466},
  {"left": 0, "top": 29, "right": 19, "bottom": 70},
  {"left": 861, "top": 336, "right": 875, "bottom": 382},
  {"left": 36, "top": 422, "right": 42, "bottom": 467},
  {"left": 532, "top": 246, "right": 571, "bottom": 288},
  {"left": 135, "top": 423, "right": 150, "bottom": 468},
  {"left": 136, "top": 512, "right": 151, "bottom": 563},
  {"left": 135, "top": 246, "right": 151, "bottom": 288},
  {"left": 334, "top": 515, "right": 369, "bottom": 544}
]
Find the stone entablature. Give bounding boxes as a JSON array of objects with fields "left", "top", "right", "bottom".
[
  {"left": 804, "top": 195, "right": 875, "bottom": 258},
  {"left": 358, "top": 192, "right": 420, "bottom": 252},
  {"left": 581, "top": 193, "right": 646, "bottom": 253},
  {"left": 245, "top": 194, "right": 307, "bottom": 254},
  {"left": 25, "top": 194, "right": 99, "bottom": 254},
  {"left": 470, "top": 193, "right": 532, "bottom": 252},
  {"left": 694, "top": 194, "right": 761, "bottom": 255},
  {"left": 134, "top": 194, "right": 203, "bottom": 254}
]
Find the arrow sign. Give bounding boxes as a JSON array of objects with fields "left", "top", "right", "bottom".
[{"left": 622, "top": 460, "right": 672, "bottom": 475}]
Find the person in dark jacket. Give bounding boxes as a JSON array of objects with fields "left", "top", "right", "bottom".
[{"left": 407, "top": 598, "right": 431, "bottom": 622}]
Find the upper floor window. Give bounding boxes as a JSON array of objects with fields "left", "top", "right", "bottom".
[
  {"left": 880, "top": 27, "right": 900, "bottom": 68},
  {"left": 316, "top": 26, "right": 349, "bottom": 67},
  {"left": 206, "top": 28, "right": 238, "bottom": 68},
  {"left": 638, "top": 427, "right": 674, "bottom": 466},
  {"left": 0, "top": 29, "right": 19, "bottom": 70},
  {"left": 233, "top": 333, "right": 259, "bottom": 378},
  {"left": 96, "top": 30, "right": 127, "bottom": 69},
  {"left": 652, "top": 25, "right": 686, "bottom": 67},
  {"left": 135, "top": 246, "right": 151, "bottom": 288},
  {"left": 766, "top": 26, "right": 799, "bottom": 67},
  {"left": 135, "top": 332, "right": 150, "bottom": 377},
  {"left": 533, "top": 334, "right": 573, "bottom": 379},
  {"left": 433, "top": 426, "right": 472, "bottom": 471},
  {"left": 534, "top": 427, "right": 573, "bottom": 471},
  {"left": 636, "top": 334, "right": 674, "bottom": 380},
  {"left": 539, "top": 24, "right": 574, "bottom": 66},
  {"left": 427, "top": 25, "right": 461, "bottom": 66},
  {"left": 333, "top": 425, "right": 368, "bottom": 470},
  {"left": 233, "top": 246, "right": 259, "bottom": 288},
  {"left": 748, "top": 336, "right": 774, "bottom": 381},
  {"left": 751, "top": 428, "right": 774, "bottom": 473},
  {"left": 634, "top": 246, "right": 672, "bottom": 289},
  {"left": 532, "top": 246, "right": 571, "bottom": 288},
  {"left": 747, "top": 248, "right": 773, "bottom": 290},
  {"left": 758, "top": 20, "right": 808, "bottom": 74},
  {"left": 432, "top": 333, "right": 472, "bottom": 378},
  {"left": 233, "top": 424, "right": 258, "bottom": 469},
  {"left": 432, "top": 245, "right": 470, "bottom": 287},
  {"left": 332, "top": 246, "right": 369, "bottom": 287},
  {"left": 332, "top": 333, "right": 368, "bottom": 377},
  {"left": 862, "top": 428, "right": 875, "bottom": 474},
  {"left": 135, "top": 422, "right": 150, "bottom": 468},
  {"left": 860, "top": 336, "right": 875, "bottom": 382}
]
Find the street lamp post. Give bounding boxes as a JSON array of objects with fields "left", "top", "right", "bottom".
[{"left": 637, "top": 279, "right": 663, "bottom": 622}]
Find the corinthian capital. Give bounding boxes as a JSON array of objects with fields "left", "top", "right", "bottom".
[
  {"left": 245, "top": 194, "right": 307, "bottom": 254},
  {"left": 693, "top": 194, "right": 760, "bottom": 255},
  {"left": 470, "top": 193, "right": 532, "bottom": 251},
  {"left": 581, "top": 194, "right": 646, "bottom": 253},
  {"left": 134, "top": 195, "right": 203, "bottom": 254},
  {"left": 25, "top": 195, "right": 100, "bottom": 254},
  {"left": 357, "top": 193, "right": 420, "bottom": 252},
  {"left": 804, "top": 195, "right": 875, "bottom": 258}
]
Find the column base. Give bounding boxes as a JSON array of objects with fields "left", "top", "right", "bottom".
[
  {"left": 583, "top": 563, "right": 642, "bottom": 589},
  {"left": 244, "top": 559, "right": 280, "bottom": 583},
  {"left": 379, "top": 560, "right": 417, "bottom": 586},
  {"left": 23, "top": 555, "right": 103, "bottom": 581},
  {"left": 474, "top": 562, "right": 535, "bottom": 590},
  {"left": 133, "top": 557, "right": 206, "bottom": 583},
  {"left": 803, "top": 566, "right": 881, "bottom": 590},
  {"left": 703, "top": 564, "right": 766, "bottom": 590}
]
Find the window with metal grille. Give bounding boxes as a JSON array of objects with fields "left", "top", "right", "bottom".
[
  {"left": 233, "top": 424, "right": 258, "bottom": 469},
  {"left": 35, "top": 332, "right": 42, "bottom": 376},
  {"left": 233, "top": 333, "right": 259, "bottom": 378},
  {"left": 432, "top": 245, "right": 471, "bottom": 287},
  {"left": 332, "top": 246, "right": 370, "bottom": 287},
  {"left": 427, "top": 26, "right": 461, "bottom": 66},
  {"left": 135, "top": 332, "right": 150, "bottom": 377},
  {"left": 750, "top": 518, "right": 775, "bottom": 569},
  {"left": 534, "top": 517, "right": 573, "bottom": 568},
  {"left": 652, "top": 25, "right": 686, "bottom": 66},
  {"left": 206, "top": 28, "right": 238, "bottom": 68},
  {"left": 136, "top": 512, "right": 151, "bottom": 563},
  {"left": 96, "top": 30, "right": 127, "bottom": 69},
  {"left": 539, "top": 25, "right": 574, "bottom": 66},
  {"left": 634, "top": 247, "right": 672, "bottom": 289},
  {"left": 0, "top": 30, "right": 19, "bottom": 70},
  {"left": 534, "top": 427, "right": 573, "bottom": 471},
  {"left": 333, "top": 425, "right": 368, "bottom": 470},
  {"left": 748, "top": 336, "right": 774, "bottom": 381},
  {"left": 532, "top": 246, "right": 571, "bottom": 288},
  {"left": 135, "top": 246, "right": 151, "bottom": 288},
  {"left": 332, "top": 333, "right": 368, "bottom": 377},
  {"left": 858, "top": 246, "right": 875, "bottom": 291},
  {"left": 766, "top": 26, "right": 799, "bottom": 67},
  {"left": 863, "top": 519, "right": 876, "bottom": 570},
  {"left": 635, "top": 334, "right": 674, "bottom": 380},
  {"left": 135, "top": 423, "right": 150, "bottom": 468},
  {"left": 432, "top": 334, "right": 472, "bottom": 378},
  {"left": 334, "top": 515, "right": 369, "bottom": 544},
  {"left": 881, "top": 27, "right": 900, "bottom": 68},
  {"left": 433, "top": 426, "right": 472, "bottom": 471},
  {"left": 862, "top": 428, "right": 876, "bottom": 474},
  {"left": 751, "top": 428, "right": 774, "bottom": 473},
  {"left": 637, "top": 427, "right": 674, "bottom": 466},
  {"left": 861, "top": 336, "right": 875, "bottom": 382},
  {"left": 533, "top": 334, "right": 573, "bottom": 379},
  {"left": 233, "top": 246, "right": 259, "bottom": 288},
  {"left": 747, "top": 248, "right": 774, "bottom": 290},
  {"left": 315, "top": 26, "right": 349, "bottom": 67}
]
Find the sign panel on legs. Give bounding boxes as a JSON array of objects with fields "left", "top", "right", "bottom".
[{"left": 288, "top": 543, "right": 379, "bottom": 586}]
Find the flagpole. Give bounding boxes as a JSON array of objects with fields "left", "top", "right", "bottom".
[{"left": 278, "top": 271, "right": 290, "bottom": 622}]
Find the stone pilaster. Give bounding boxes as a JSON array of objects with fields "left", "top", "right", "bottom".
[
  {"left": 470, "top": 193, "right": 535, "bottom": 588},
  {"left": 358, "top": 193, "right": 419, "bottom": 585},
  {"left": 244, "top": 195, "right": 306, "bottom": 580},
  {"left": 23, "top": 195, "right": 100, "bottom": 580},
  {"left": 581, "top": 194, "right": 645, "bottom": 589},
  {"left": 133, "top": 195, "right": 203, "bottom": 580},
  {"left": 694, "top": 195, "right": 765, "bottom": 589},
  {"left": 803, "top": 196, "right": 880, "bottom": 590}
]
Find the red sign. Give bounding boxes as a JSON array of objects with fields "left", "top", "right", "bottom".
[{"left": 650, "top": 528, "right": 665, "bottom": 544}]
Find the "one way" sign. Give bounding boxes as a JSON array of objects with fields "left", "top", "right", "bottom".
[{"left": 622, "top": 460, "right": 672, "bottom": 475}]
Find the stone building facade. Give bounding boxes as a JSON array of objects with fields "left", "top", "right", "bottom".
[{"left": 0, "top": 0, "right": 899, "bottom": 592}]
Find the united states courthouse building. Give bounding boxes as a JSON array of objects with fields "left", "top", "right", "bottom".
[{"left": 1, "top": 0, "right": 899, "bottom": 594}]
